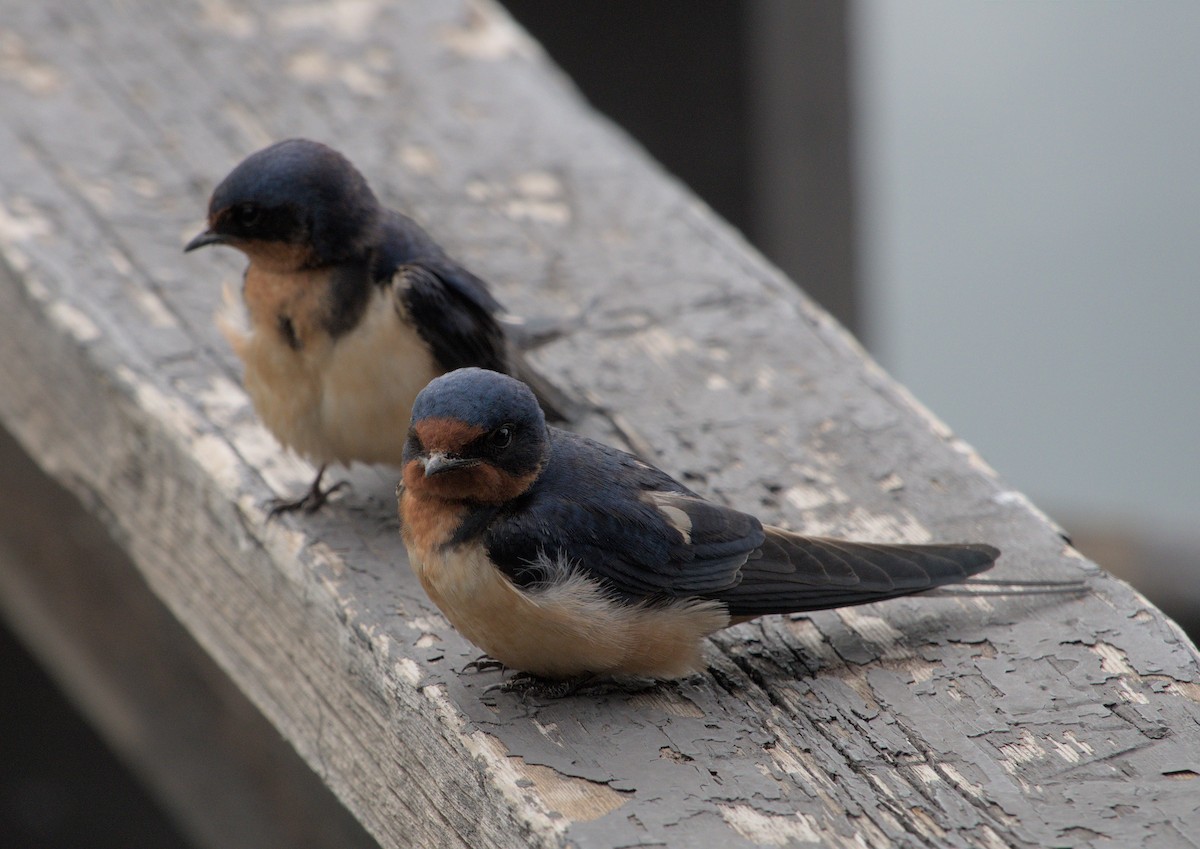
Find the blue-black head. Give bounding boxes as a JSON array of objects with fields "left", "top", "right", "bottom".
[
  {"left": 184, "top": 139, "right": 381, "bottom": 265},
  {"left": 402, "top": 368, "right": 549, "bottom": 504}
]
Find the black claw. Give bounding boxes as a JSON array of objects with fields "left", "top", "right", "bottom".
[{"left": 265, "top": 466, "right": 349, "bottom": 518}]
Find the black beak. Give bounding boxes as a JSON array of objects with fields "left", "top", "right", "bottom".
[
  {"left": 184, "top": 229, "right": 226, "bottom": 253},
  {"left": 422, "top": 452, "right": 476, "bottom": 478}
]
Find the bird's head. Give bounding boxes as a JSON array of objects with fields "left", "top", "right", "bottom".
[
  {"left": 402, "top": 368, "right": 549, "bottom": 504},
  {"left": 184, "top": 138, "right": 380, "bottom": 270}
]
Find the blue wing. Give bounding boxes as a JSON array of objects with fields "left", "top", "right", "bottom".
[{"left": 484, "top": 430, "right": 766, "bottom": 601}]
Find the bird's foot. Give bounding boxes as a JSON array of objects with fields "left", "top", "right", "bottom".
[
  {"left": 266, "top": 468, "right": 349, "bottom": 518},
  {"left": 483, "top": 672, "right": 603, "bottom": 699},
  {"left": 481, "top": 672, "right": 659, "bottom": 699}
]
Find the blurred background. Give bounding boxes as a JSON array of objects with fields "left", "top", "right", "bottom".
[{"left": 4, "top": 1, "right": 1198, "bottom": 846}]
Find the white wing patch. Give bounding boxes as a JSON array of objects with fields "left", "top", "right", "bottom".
[{"left": 644, "top": 491, "right": 694, "bottom": 544}]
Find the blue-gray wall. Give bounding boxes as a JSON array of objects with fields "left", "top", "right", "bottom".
[{"left": 854, "top": 0, "right": 1200, "bottom": 532}]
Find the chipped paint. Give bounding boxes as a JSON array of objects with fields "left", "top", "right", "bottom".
[
  {"left": 422, "top": 684, "right": 618, "bottom": 837},
  {"left": 286, "top": 49, "right": 385, "bottom": 97},
  {"left": 0, "top": 197, "right": 52, "bottom": 243},
  {"left": 439, "top": 3, "right": 538, "bottom": 61},
  {"left": 0, "top": 28, "right": 62, "bottom": 93},
  {"left": 509, "top": 758, "right": 627, "bottom": 822},
  {"left": 911, "top": 763, "right": 941, "bottom": 784},
  {"left": 131, "top": 287, "right": 179, "bottom": 329},
  {"left": 190, "top": 432, "right": 245, "bottom": 495},
  {"left": 48, "top": 300, "right": 101, "bottom": 344},
  {"left": 783, "top": 482, "right": 848, "bottom": 512},
  {"left": 1091, "top": 641, "right": 1136, "bottom": 676},
  {"left": 502, "top": 197, "right": 570, "bottom": 225},
  {"left": 837, "top": 608, "right": 909, "bottom": 660},
  {"left": 465, "top": 173, "right": 571, "bottom": 224},
  {"left": 395, "top": 658, "right": 421, "bottom": 687},
  {"left": 937, "top": 763, "right": 985, "bottom": 799},
  {"left": 196, "top": 0, "right": 258, "bottom": 38},
  {"left": 997, "top": 729, "right": 1048, "bottom": 774},
  {"left": 275, "top": 0, "right": 384, "bottom": 38},
  {"left": 224, "top": 103, "right": 274, "bottom": 149},
  {"left": 718, "top": 805, "right": 822, "bottom": 845},
  {"left": 195, "top": 374, "right": 252, "bottom": 429},
  {"left": 398, "top": 144, "right": 440, "bottom": 176}
]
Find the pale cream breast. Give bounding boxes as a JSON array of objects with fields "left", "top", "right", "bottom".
[
  {"left": 405, "top": 541, "right": 731, "bottom": 680},
  {"left": 222, "top": 278, "right": 441, "bottom": 467}
]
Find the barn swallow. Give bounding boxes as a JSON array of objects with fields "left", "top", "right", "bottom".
[
  {"left": 398, "top": 367, "right": 1002, "bottom": 692},
  {"left": 185, "top": 139, "right": 574, "bottom": 514}
]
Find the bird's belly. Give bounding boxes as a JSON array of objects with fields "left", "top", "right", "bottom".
[
  {"left": 224, "top": 289, "right": 441, "bottom": 467},
  {"left": 316, "top": 294, "right": 441, "bottom": 465},
  {"left": 405, "top": 542, "right": 730, "bottom": 680}
]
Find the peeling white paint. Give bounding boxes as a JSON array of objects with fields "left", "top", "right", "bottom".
[
  {"left": 190, "top": 432, "right": 244, "bottom": 495},
  {"left": 513, "top": 171, "right": 561, "bottom": 199},
  {"left": 195, "top": 374, "right": 251, "bottom": 429},
  {"left": 502, "top": 198, "right": 570, "bottom": 225},
  {"left": 638, "top": 326, "right": 697, "bottom": 364},
  {"left": 196, "top": 0, "right": 258, "bottom": 38},
  {"left": 395, "top": 658, "right": 421, "bottom": 687},
  {"left": 275, "top": 0, "right": 384, "bottom": 39},
  {"left": 132, "top": 288, "right": 178, "bottom": 329},
  {"left": 0, "top": 198, "right": 52, "bottom": 243},
  {"left": 286, "top": 50, "right": 385, "bottom": 97},
  {"left": 48, "top": 300, "right": 101, "bottom": 344},
  {"left": 439, "top": 4, "right": 538, "bottom": 61},
  {"left": 0, "top": 29, "right": 63, "bottom": 93},
  {"left": 405, "top": 616, "right": 442, "bottom": 633},
  {"left": 398, "top": 144, "right": 440, "bottom": 176},
  {"left": 783, "top": 483, "right": 848, "bottom": 512}
]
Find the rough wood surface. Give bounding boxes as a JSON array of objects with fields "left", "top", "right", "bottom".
[{"left": 0, "top": 1, "right": 1197, "bottom": 848}]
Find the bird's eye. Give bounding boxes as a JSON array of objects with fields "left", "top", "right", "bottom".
[
  {"left": 489, "top": 425, "right": 514, "bottom": 450},
  {"left": 234, "top": 202, "right": 261, "bottom": 228}
]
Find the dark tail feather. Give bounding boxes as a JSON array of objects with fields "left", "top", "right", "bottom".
[{"left": 719, "top": 527, "right": 998, "bottom": 617}]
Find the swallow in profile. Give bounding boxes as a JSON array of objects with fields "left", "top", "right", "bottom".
[
  {"left": 185, "top": 139, "right": 574, "bottom": 514},
  {"left": 397, "top": 367, "right": 1002, "bottom": 693}
]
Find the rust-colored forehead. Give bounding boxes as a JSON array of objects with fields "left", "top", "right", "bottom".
[{"left": 414, "top": 417, "right": 487, "bottom": 451}]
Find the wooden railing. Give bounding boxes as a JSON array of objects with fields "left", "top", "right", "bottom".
[{"left": 1, "top": 2, "right": 1197, "bottom": 847}]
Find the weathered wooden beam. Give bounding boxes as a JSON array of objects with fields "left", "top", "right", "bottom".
[{"left": 0, "top": 1, "right": 1197, "bottom": 848}]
